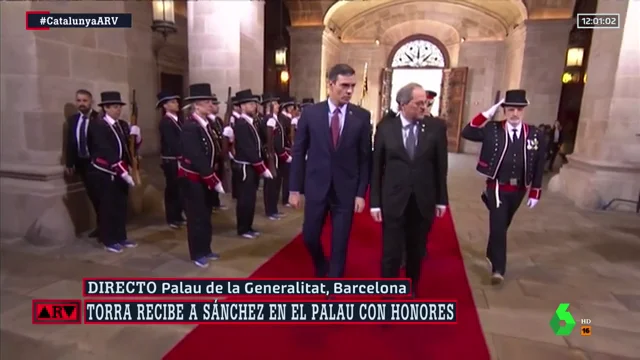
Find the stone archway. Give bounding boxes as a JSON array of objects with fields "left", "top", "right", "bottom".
[{"left": 381, "top": 34, "right": 468, "bottom": 152}]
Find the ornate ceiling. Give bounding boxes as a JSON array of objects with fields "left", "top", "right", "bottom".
[{"left": 284, "top": 0, "right": 575, "bottom": 41}]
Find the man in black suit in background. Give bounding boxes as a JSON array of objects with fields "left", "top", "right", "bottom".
[
  {"left": 65, "top": 89, "right": 100, "bottom": 237},
  {"left": 370, "top": 82, "right": 449, "bottom": 297}
]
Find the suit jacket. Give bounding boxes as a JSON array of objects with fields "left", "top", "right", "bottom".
[
  {"left": 370, "top": 115, "right": 449, "bottom": 219},
  {"left": 89, "top": 117, "right": 133, "bottom": 176},
  {"left": 158, "top": 114, "right": 182, "bottom": 159},
  {"left": 290, "top": 101, "right": 372, "bottom": 203},
  {"left": 66, "top": 110, "right": 98, "bottom": 168},
  {"left": 460, "top": 114, "right": 546, "bottom": 200},
  {"left": 179, "top": 117, "right": 216, "bottom": 178}
]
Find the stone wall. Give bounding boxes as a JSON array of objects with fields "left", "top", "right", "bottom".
[
  {"left": 457, "top": 41, "right": 505, "bottom": 153},
  {"left": 318, "top": 30, "right": 342, "bottom": 102},
  {"left": 288, "top": 26, "right": 324, "bottom": 101},
  {"left": 520, "top": 19, "right": 573, "bottom": 126},
  {"left": 0, "top": 0, "right": 188, "bottom": 242},
  {"left": 188, "top": 1, "right": 264, "bottom": 112},
  {"left": 550, "top": 0, "right": 640, "bottom": 211}
]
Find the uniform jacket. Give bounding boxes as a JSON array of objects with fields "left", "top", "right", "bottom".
[
  {"left": 461, "top": 113, "right": 547, "bottom": 200},
  {"left": 89, "top": 116, "right": 134, "bottom": 177},
  {"left": 179, "top": 115, "right": 216, "bottom": 180},
  {"left": 158, "top": 114, "right": 182, "bottom": 159}
]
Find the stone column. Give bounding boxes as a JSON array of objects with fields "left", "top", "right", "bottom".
[
  {"left": 549, "top": 0, "right": 640, "bottom": 211},
  {"left": 0, "top": 0, "right": 164, "bottom": 245},
  {"left": 519, "top": 19, "right": 573, "bottom": 126},
  {"left": 188, "top": 1, "right": 264, "bottom": 113},
  {"left": 288, "top": 25, "right": 324, "bottom": 101}
]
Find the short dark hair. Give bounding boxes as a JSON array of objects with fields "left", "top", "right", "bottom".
[
  {"left": 76, "top": 89, "right": 92, "bottom": 98},
  {"left": 327, "top": 64, "right": 355, "bottom": 82}
]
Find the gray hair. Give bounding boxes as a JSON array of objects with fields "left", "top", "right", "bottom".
[{"left": 395, "top": 82, "right": 423, "bottom": 107}]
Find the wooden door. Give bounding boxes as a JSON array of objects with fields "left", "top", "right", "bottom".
[
  {"left": 439, "top": 67, "right": 468, "bottom": 153},
  {"left": 378, "top": 67, "right": 393, "bottom": 123},
  {"left": 160, "top": 73, "right": 184, "bottom": 99}
]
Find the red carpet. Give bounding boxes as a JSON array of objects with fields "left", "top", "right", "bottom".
[{"left": 165, "top": 205, "right": 490, "bottom": 360}]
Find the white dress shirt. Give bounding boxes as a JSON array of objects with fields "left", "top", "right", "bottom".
[{"left": 507, "top": 122, "right": 522, "bottom": 141}]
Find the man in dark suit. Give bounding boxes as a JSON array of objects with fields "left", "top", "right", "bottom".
[
  {"left": 289, "top": 63, "right": 372, "bottom": 278},
  {"left": 65, "top": 89, "right": 100, "bottom": 237},
  {"left": 370, "top": 83, "right": 449, "bottom": 297}
]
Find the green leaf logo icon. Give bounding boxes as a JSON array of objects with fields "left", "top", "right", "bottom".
[{"left": 550, "top": 303, "right": 576, "bottom": 336}]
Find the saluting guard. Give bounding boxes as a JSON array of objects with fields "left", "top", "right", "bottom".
[
  {"left": 461, "top": 89, "right": 546, "bottom": 284},
  {"left": 178, "top": 83, "right": 225, "bottom": 268},
  {"left": 206, "top": 94, "right": 227, "bottom": 211},
  {"left": 157, "top": 90, "right": 185, "bottom": 229},
  {"left": 89, "top": 91, "right": 142, "bottom": 253},
  {"left": 279, "top": 97, "right": 296, "bottom": 207},
  {"left": 232, "top": 89, "right": 274, "bottom": 238}
]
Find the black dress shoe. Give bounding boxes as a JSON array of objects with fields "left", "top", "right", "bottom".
[{"left": 88, "top": 229, "right": 99, "bottom": 238}]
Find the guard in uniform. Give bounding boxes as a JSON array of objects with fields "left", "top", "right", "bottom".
[
  {"left": 178, "top": 83, "right": 225, "bottom": 268},
  {"left": 157, "top": 90, "right": 185, "bottom": 229},
  {"left": 279, "top": 97, "right": 296, "bottom": 207},
  {"left": 65, "top": 89, "right": 100, "bottom": 237},
  {"left": 461, "top": 89, "right": 546, "bottom": 284},
  {"left": 262, "top": 93, "right": 291, "bottom": 220},
  {"left": 89, "top": 91, "right": 142, "bottom": 253},
  {"left": 206, "top": 94, "right": 227, "bottom": 211},
  {"left": 232, "top": 89, "right": 274, "bottom": 238},
  {"left": 229, "top": 96, "right": 242, "bottom": 199},
  {"left": 222, "top": 97, "right": 236, "bottom": 196}
]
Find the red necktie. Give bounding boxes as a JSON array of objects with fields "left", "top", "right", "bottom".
[{"left": 331, "top": 108, "right": 341, "bottom": 147}]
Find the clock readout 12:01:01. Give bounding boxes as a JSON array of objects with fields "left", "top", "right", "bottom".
[{"left": 577, "top": 13, "right": 620, "bottom": 29}]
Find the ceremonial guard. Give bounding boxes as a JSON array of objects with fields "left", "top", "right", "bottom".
[
  {"left": 279, "top": 97, "right": 296, "bottom": 206},
  {"left": 222, "top": 96, "right": 236, "bottom": 197},
  {"left": 228, "top": 96, "right": 242, "bottom": 199},
  {"left": 65, "top": 89, "right": 100, "bottom": 237},
  {"left": 232, "top": 89, "right": 274, "bottom": 238},
  {"left": 461, "top": 89, "right": 546, "bottom": 284},
  {"left": 178, "top": 83, "right": 225, "bottom": 268},
  {"left": 206, "top": 94, "right": 227, "bottom": 211},
  {"left": 89, "top": 91, "right": 142, "bottom": 253},
  {"left": 157, "top": 90, "right": 185, "bottom": 229},
  {"left": 262, "top": 93, "right": 291, "bottom": 219}
]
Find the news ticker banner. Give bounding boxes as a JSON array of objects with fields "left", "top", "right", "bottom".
[
  {"left": 26, "top": 12, "right": 132, "bottom": 30},
  {"left": 83, "top": 278, "right": 412, "bottom": 297},
  {"left": 33, "top": 299, "right": 457, "bottom": 325}
]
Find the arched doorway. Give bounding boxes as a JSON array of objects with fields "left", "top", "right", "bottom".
[{"left": 380, "top": 35, "right": 468, "bottom": 152}]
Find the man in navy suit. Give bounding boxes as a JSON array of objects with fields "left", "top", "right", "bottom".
[
  {"left": 289, "top": 63, "right": 372, "bottom": 278},
  {"left": 65, "top": 89, "right": 100, "bottom": 237}
]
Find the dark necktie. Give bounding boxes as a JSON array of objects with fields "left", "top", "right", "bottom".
[
  {"left": 405, "top": 123, "right": 416, "bottom": 159},
  {"left": 331, "top": 108, "right": 341, "bottom": 147},
  {"left": 78, "top": 115, "right": 89, "bottom": 158},
  {"left": 511, "top": 128, "right": 518, "bottom": 142}
]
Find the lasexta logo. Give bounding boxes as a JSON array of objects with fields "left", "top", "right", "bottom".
[{"left": 550, "top": 303, "right": 576, "bottom": 336}]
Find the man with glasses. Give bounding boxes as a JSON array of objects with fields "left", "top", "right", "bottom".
[{"left": 370, "top": 82, "right": 449, "bottom": 298}]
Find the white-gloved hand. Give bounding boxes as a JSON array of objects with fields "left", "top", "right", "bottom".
[
  {"left": 214, "top": 183, "right": 225, "bottom": 194},
  {"left": 481, "top": 98, "right": 505, "bottom": 119},
  {"left": 286, "top": 155, "right": 292, "bottom": 163},
  {"left": 130, "top": 125, "right": 142, "bottom": 143},
  {"left": 527, "top": 198, "right": 538, "bottom": 208},
  {"left": 121, "top": 173, "right": 135, "bottom": 187},
  {"left": 262, "top": 169, "right": 274, "bottom": 179}
]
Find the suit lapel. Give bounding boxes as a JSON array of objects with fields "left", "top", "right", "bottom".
[
  {"left": 322, "top": 101, "right": 333, "bottom": 150},
  {"left": 415, "top": 118, "right": 430, "bottom": 158},
  {"left": 392, "top": 117, "right": 411, "bottom": 163},
  {"left": 337, "top": 104, "right": 354, "bottom": 150}
]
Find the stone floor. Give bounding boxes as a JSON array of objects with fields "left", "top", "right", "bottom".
[{"left": 1, "top": 154, "right": 639, "bottom": 360}]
